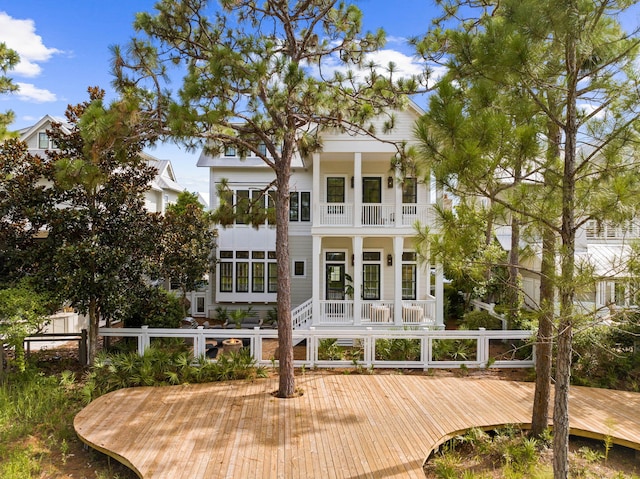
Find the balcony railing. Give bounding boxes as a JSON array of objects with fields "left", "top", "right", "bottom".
[
  {"left": 586, "top": 219, "right": 640, "bottom": 240},
  {"left": 318, "top": 203, "right": 433, "bottom": 228}
]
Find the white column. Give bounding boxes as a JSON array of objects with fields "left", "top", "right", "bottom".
[
  {"left": 312, "top": 236, "right": 321, "bottom": 326},
  {"left": 353, "top": 236, "right": 363, "bottom": 325},
  {"left": 354, "top": 152, "right": 362, "bottom": 228},
  {"left": 394, "top": 166, "right": 402, "bottom": 227},
  {"left": 312, "top": 153, "right": 320, "bottom": 225},
  {"left": 435, "top": 263, "right": 444, "bottom": 328},
  {"left": 393, "top": 236, "right": 404, "bottom": 325}
]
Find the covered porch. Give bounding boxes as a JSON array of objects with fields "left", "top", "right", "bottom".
[{"left": 309, "top": 235, "right": 444, "bottom": 328}]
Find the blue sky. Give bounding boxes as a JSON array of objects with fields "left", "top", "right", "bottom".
[{"left": 0, "top": 0, "right": 434, "bottom": 197}]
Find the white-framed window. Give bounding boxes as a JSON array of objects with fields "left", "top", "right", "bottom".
[
  {"left": 38, "top": 132, "right": 49, "bottom": 149},
  {"left": 224, "top": 145, "right": 236, "bottom": 156}
]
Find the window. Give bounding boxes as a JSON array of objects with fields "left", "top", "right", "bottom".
[
  {"left": 327, "top": 177, "right": 345, "bottom": 203},
  {"left": 235, "top": 190, "right": 250, "bottom": 224},
  {"left": 252, "top": 262, "right": 265, "bottom": 292},
  {"left": 236, "top": 262, "right": 249, "bottom": 292},
  {"left": 301, "top": 192, "right": 310, "bottom": 221},
  {"left": 290, "top": 192, "right": 299, "bottom": 221},
  {"left": 268, "top": 262, "right": 278, "bottom": 293},
  {"left": 257, "top": 143, "right": 267, "bottom": 156},
  {"left": 224, "top": 146, "right": 236, "bottom": 156},
  {"left": 293, "top": 260, "right": 305, "bottom": 277},
  {"left": 362, "top": 252, "right": 381, "bottom": 300},
  {"left": 402, "top": 252, "right": 417, "bottom": 300},
  {"left": 289, "top": 191, "right": 311, "bottom": 222},
  {"left": 402, "top": 178, "right": 417, "bottom": 203},
  {"left": 219, "top": 262, "right": 233, "bottom": 292},
  {"left": 38, "top": 132, "right": 49, "bottom": 149}
]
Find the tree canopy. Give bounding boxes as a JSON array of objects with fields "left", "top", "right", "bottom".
[{"left": 414, "top": 0, "right": 640, "bottom": 476}]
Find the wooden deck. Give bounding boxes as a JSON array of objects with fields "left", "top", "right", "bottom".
[{"left": 74, "top": 376, "right": 640, "bottom": 478}]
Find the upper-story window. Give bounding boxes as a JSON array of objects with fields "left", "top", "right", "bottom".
[
  {"left": 257, "top": 143, "right": 267, "bottom": 156},
  {"left": 224, "top": 146, "right": 236, "bottom": 156},
  {"left": 290, "top": 191, "right": 311, "bottom": 221},
  {"left": 402, "top": 178, "right": 417, "bottom": 203},
  {"left": 38, "top": 132, "right": 50, "bottom": 149},
  {"left": 327, "top": 177, "right": 345, "bottom": 203}
]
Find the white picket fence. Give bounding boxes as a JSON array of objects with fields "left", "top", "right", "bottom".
[{"left": 99, "top": 326, "right": 535, "bottom": 370}]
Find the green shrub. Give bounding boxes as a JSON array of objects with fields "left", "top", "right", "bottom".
[
  {"left": 461, "top": 310, "right": 503, "bottom": 330},
  {"left": 318, "top": 338, "right": 344, "bottom": 360},
  {"left": 432, "top": 338, "right": 477, "bottom": 361},
  {"left": 375, "top": 338, "right": 421, "bottom": 361},
  {"left": 124, "top": 287, "right": 183, "bottom": 328},
  {"left": 83, "top": 346, "right": 267, "bottom": 401}
]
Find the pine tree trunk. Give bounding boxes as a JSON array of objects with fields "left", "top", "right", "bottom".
[
  {"left": 532, "top": 116, "right": 561, "bottom": 437},
  {"left": 531, "top": 225, "right": 555, "bottom": 436},
  {"left": 275, "top": 159, "right": 295, "bottom": 398}
]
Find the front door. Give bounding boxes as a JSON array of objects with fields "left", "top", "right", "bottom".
[{"left": 326, "top": 264, "right": 346, "bottom": 300}]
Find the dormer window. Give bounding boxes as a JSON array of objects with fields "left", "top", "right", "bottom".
[{"left": 224, "top": 146, "right": 236, "bottom": 157}]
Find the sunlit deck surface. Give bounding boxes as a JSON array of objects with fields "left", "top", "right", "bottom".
[{"left": 74, "top": 375, "right": 640, "bottom": 478}]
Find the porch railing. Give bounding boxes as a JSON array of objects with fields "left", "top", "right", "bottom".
[
  {"left": 319, "top": 301, "right": 354, "bottom": 324},
  {"left": 98, "top": 326, "right": 535, "bottom": 370},
  {"left": 319, "top": 299, "right": 436, "bottom": 326}
]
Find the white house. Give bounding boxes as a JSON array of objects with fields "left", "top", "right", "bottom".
[
  {"left": 197, "top": 104, "right": 445, "bottom": 329},
  {"left": 501, "top": 216, "right": 639, "bottom": 317}
]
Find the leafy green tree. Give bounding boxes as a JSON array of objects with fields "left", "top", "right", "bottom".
[
  {"left": 414, "top": 1, "right": 640, "bottom": 476},
  {"left": 0, "top": 281, "right": 50, "bottom": 373},
  {"left": 162, "top": 191, "right": 215, "bottom": 317},
  {"left": 112, "top": 0, "right": 421, "bottom": 397},
  {"left": 0, "top": 43, "right": 19, "bottom": 139},
  {"left": 0, "top": 139, "right": 54, "bottom": 287},
  {"left": 38, "top": 88, "right": 164, "bottom": 364}
]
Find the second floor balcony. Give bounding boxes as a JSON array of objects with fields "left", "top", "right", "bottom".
[{"left": 317, "top": 203, "right": 434, "bottom": 228}]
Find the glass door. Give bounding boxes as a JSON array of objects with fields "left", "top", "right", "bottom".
[
  {"left": 326, "top": 264, "right": 346, "bottom": 300},
  {"left": 362, "top": 177, "right": 381, "bottom": 225}
]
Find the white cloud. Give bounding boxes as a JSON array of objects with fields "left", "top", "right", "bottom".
[
  {"left": 0, "top": 12, "right": 63, "bottom": 78},
  {"left": 15, "top": 82, "right": 57, "bottom": 103}
]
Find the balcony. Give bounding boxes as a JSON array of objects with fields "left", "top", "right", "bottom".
[
  {"left": 317, "top": 203, "right": 434, "bottom": 228},
  {"left": 586, "top": 219, "right": 640, "bottom": 240}
]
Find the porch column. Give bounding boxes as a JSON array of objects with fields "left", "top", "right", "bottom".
[
  {"left": 312, "top": 235, "right": 321, "bottom": 326},
  {"left": 394, "top": 164, "right": 402, "bottom": 227},
  {"left": 354, "top": 153, "right": 362, "bottom": 228},
  {"left": 435, "top": 183, "right": 445, "bottom": 328},
  {"left": 393, "top": 236, "right": 404, "bottom": 325},
  {"left": 435, "top": 263, "right": 444, "bottom": 328},
  {"left": 312, "top": 153, "right": 320, "bottom": 225},
  {"left": 353, "top": 236, "right": 363, "bottom": 325}
]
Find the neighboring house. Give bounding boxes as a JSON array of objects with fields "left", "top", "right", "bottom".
[
  {"left": 502, "top": 217, "right": 639, "bottom": 317},
  {"left": 197, "top": 104, "right": 445, "bottom": 329}
]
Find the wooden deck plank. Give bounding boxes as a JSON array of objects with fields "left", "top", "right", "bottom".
[{"left": 74, "top": 376, "right": 640, "bottom": 479}]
